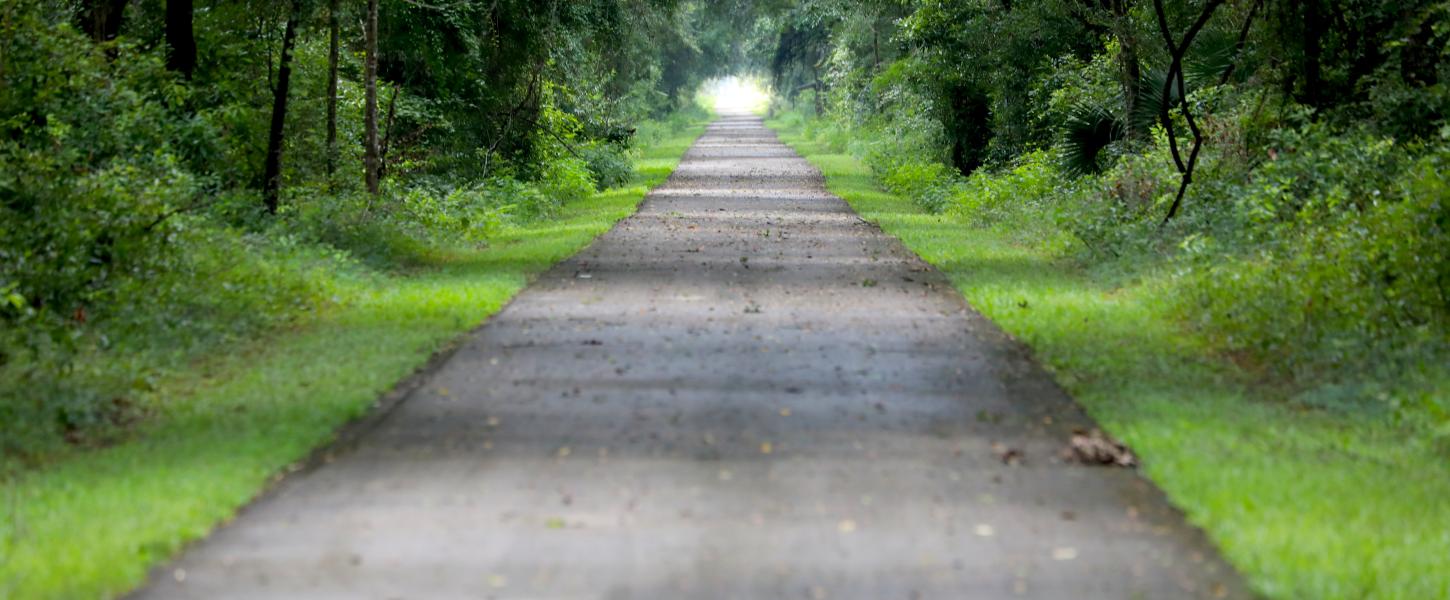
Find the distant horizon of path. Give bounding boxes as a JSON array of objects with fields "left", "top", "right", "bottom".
[{"left": 132, "top": 109, "right": 1247, "bottom": 599}]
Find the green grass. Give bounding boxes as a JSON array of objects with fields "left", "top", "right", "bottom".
[
  {"left": 767, "top": 120, "right": 1450, "bottom": 599},
  {"left": 0, "top": 118, "right": 707, "bottom": 600}
]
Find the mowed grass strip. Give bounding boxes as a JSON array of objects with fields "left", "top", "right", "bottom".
[
  {"left": 0, "top": 120, "right": 708, "bottom": 600},
  {"left": 767, "top": 118, "right": 1450, "bottom": 600}
]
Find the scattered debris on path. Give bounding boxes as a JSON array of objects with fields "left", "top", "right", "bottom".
[{"left": 1063, "top": 428, "right": 1139, "bottom": 467}]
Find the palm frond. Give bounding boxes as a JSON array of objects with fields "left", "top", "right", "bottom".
[{"left": 1059, "top": 101, "right": 1122, "bottom": 176}]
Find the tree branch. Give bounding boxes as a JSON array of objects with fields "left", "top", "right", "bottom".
[
  {"left": 1218, "top": 0, "right": 1263, "bottom": 86},
  {"left": 1153, "top": 0, "right": 1225, "bottom": 224}
]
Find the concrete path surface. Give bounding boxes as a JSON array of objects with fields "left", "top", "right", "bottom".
[{"left": 134, "top": 112, "right": 1245, "bottom": 599}]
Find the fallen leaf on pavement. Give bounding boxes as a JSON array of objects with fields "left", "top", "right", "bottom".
[
  {"left": 1061, "top": 428, "right": 1137, "bottom": 467},
  {"left": 991, "top": 441, "right": 1024, "bottom": 466}
]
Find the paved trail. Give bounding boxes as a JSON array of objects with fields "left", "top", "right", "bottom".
[{"left": 136, "top": 112, "right": 1244, "bottom": 599}]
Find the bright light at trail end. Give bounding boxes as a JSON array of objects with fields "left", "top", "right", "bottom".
[{"left": 706, "top": 76, "right": 769, "bottom": 113}]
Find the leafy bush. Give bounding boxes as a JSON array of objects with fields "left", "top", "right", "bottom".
[
  {"left": 582, "top": 143, "right": 635, "bottom": 190},
  {"left": 952, "top": 150, "right": 1067, "bottom": 224},
  {"left": 1176, "top": 130, "right": 1450, "bottom": 410},
  {"left": 292, "top": 175, "right": 560, "bottom": 268},
  {"left": 0, "top": 6, "right": 210, "bottom": 453},
  {"left": 879, "top": 161, "right": 955, "bottom": 212},
  {"left": 635, "top": 102, "right": 711, "bottom": 146},
  {"left": 535, "top": 156, "right": 594, "bottom": 209},
  {"left": 0, "top": 11, "right": 203, "bottom": 342}
]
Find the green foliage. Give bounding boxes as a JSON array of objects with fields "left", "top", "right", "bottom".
[
  {"left": 582, "top": 143, "right": 636, "bottom": 190},
  {"left": 879, "top": 161, "right": 954, "bottom": 212},
  {"left": 0, "top": 0, "right": 732, "bottom": 459},
  {"left": 1177, "top": 128, "right": 1450, "bottom": 409},
  {"left": 1, "top": 4, "right": 199, "bottom": 337},
  {"left": 951, "top": 151, "right": 1072, "bottom": 229},
  {"left": 1059, "top": 102, "right": 1122, "bottom": 175},
  {"left": 0, "top": 3, "right": 207, "bottom": 452}
]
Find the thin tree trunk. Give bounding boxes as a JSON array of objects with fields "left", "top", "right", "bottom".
[
  {"left": 1301, "top": 0, "right": 1324, "bottom": 108},
  {"left": 379, "top": 83, "right": 400, "bottom": 179},
  {"left": 363, "top": 0, "right": 381, "bottom": 195},
  {"left": 165, "top": 0, "right": 196, "bottom": 77},
  {"left": 1153, "top": 0, "right": 1225, "bottom": 224},
  {"left": 812, "top": 65, "right": 824, "bottom": 116},
  {"left": 262, "top": 2, "right": 300, "bottom": 214},
  {"left": 325, "top": 0, "right": 340, "bottom": 179},
  {"left": 1110, "top": 0, "right": 1142, "bottom": 139},
  {"left": 482, "top": 71, "right": 540, "bottom": 177},
  {"left": 1218, "top": 0, "right": 1263, "bottom": 86},
  {"left": 76, "top": 0, "right": 130, "bottom": 43},
  {"left": 872, "top": 28, "right": 881, "bottom": 71}
]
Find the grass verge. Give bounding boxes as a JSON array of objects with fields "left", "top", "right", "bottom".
[
  {"left": 0, "top": 117, "right": 707, "bottom": 600},
  {"left": 767, "top": 117, "right": 1450, "bottom": 599}
]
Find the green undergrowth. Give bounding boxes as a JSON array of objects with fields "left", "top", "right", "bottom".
[
  {"left": 767, "top": 117, "right": 1450, "bottom": 599},
  {"left": 0, "top": 115, "right": 707, "bottom": 600}
]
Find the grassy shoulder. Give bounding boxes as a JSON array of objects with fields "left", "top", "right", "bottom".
[
  {"left": 767, "top": 117, "right": 1450, "bottom": 599},
  {"left": 0, "top": 117, "right": 708, "bottom": 600}
]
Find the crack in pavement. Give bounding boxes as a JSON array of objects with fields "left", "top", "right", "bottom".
[{"left": 134, "top": 112, "right": 1247, "bottom": 600}]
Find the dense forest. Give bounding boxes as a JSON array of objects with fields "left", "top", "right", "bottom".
[{"left": 1, "top": 0, "right": 762, "bottom": 455}]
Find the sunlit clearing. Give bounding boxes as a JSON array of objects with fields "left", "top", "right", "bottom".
[{"left": 704, "top": 76, "right": 769, "bottom": 113}]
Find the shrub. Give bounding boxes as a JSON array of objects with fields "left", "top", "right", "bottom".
[
  {"left": 535, "top": 156, "right": 594, "bottom": 209},
  {"left": 952, "top": 150, "right": 1066, "bottom": 223},
  {"left": 0, "top": 13, "right": 206, "bottom": 343},
  {"left": 582, "top": 143, "right": 634, "bottom": 190},
  {"left": 880, "top": 161, "right": 956, "bottom": 212},
  {"left": 1175, "top": 128, "right": 1450, "bottom": 414}
]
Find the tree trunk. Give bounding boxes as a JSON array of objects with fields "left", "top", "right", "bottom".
[
  {"left": 1218, "top": 0, "right": 1262, "bottom": 86},
  {"left": 1109, "top": 0, "right": 1142, "bottom": 139},
  {"left": 1301, "top": 0, "right": 1324, "bottom": 108},
  {"left": 379, "top": 83, "right": 400, "bottom": 179},
  {"left": 165, "top": 0, "right": 196, "bottom": 77},
  {"left": 76, "top": 0, "right": 130, "bottom": 43},
  {"left": 872, "top": 28, "right": 881, "bottom": 71},
  {"left": 363, "top": 0, "right": 381, "bottom": 195},
  {"left": 1401, "top": 18, "right": 1442, "bottom": 87},
  {"left": 262, "top": 2, "right": 300, "bottom": 214},
  {"left": 1152, "top": 0, "right": 1225, "bottom": 224},
  {"left": 811, "top": 65, "right": 824, "bottom": 116},
  {"left": 326, "top": 0, "right": 340, "bottom": 179}
]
